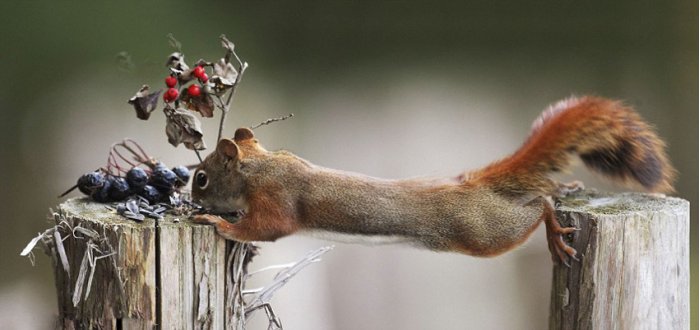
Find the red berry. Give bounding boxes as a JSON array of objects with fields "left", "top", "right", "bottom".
[
  {"left": 193, "top": 66, "right": 205, "bottom": 78},
  {"left": 198, "top": 73, "right": 209, "bottom": 83},
  {"left": 163, "top": 88, "right": 179, "bottom": 103},
  {"left": 165, "top": 76, "right": 177, "bottom": 88},
  {"left": 187, "top": 84, "right": 201, "bottom": 97}
]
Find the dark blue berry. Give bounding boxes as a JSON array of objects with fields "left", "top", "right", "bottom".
[
  {"left": 91, "top": 178, "right": 112, "bottom": 202},
  {"left": 138, "top": 185, "right": 162, "bottom": 204},
  {"left": 172, "top": 166, "right": 190, "bottom": 187},
  {"left": 154, "top": 162, "right": 168, "bottom": 171},
  {"left": 126, "top": 167, "right": 149, "bottom": 191},
  {"left": 151, "top": 167, "right": 178, "bottom": 193},
  {"left": 109, "top": 176, "right": 131, "bottom": 200},
  {"left": 77, "top": 171, "right": 105, "bottom": 195}
]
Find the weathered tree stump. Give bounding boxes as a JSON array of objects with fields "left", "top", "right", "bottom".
[
  {"left": 550, "top": 191, "right": 689, "bottom": 330},
  {"left": 42, "top": 198, "right": 245, "bottom": 329}
]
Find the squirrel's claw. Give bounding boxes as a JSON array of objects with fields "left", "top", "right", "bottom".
[{"left": 543, "top": 208, "right": 579, "bottom": 266}]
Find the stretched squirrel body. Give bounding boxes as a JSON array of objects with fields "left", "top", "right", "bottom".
[{"left": 192, "top": 96, "right": 675, "bottom": 263}]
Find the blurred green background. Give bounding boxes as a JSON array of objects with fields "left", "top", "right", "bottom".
[{"left": 0, "top": 1, "right": 696, "bottom": 329}]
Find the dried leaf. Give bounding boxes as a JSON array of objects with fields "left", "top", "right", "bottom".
[
  {"left": 164, "top": 107, "right": 207, "bottom": 150},
  {"left": 20, "top": 232, "right": 45, "bottom": 256},
  {"left": 220, "top": 34, "right": 235, "bottom": 53},
  {"left": 194, "top": 59, "right": 213, "bottom": 67},
  {"left": 165, "top": 52, "right": 190, "bottom": 72},
  {"left": 128, "top": 85, "right": 161, "bottom": 120},
  {"left": 210, "top": 59, "right": 238, "bottom": 95},
  {"left": 181, "top": 89, "right": 215, "bottom": 117}
]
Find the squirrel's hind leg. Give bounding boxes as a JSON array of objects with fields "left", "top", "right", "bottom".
[{"left": 533, "top": 197, "right": 580, "bottom": 266}]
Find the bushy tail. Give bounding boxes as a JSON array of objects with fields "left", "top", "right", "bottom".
[{"left": 471, "top": 96, "right": 675, "bottom": 196}]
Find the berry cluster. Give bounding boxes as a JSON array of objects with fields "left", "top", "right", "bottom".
[
  {"left": 162, "top": 65, "right": 208, "bottom": 103},
  {"left": 128, "top": 34, "right": 248, "bottom": 152},
  {"left": 76, "top": 163, "right": 190, "bottom": 204}
]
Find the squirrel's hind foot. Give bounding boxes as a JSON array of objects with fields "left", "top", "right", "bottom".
[{"left": 541, "top": 200, "right": 580, "bottom": 266}]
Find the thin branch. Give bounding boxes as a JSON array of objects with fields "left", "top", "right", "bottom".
[
  {"left": 244, "top": 246, "right": 333, "bottom": 317},
  {"left": 246, "top": 262, "right": 297, "bottom": 278},
  {"left": 250, "top": 114, "right": 294, "bottom": 130},
  {"left": 122, "top": 139, "right": 151, "bottom": 163},
  {"left": 216, "top": 61, "right": 248, "bottom": 142}
]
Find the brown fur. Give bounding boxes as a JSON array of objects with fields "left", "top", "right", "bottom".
[{"left": 192, "top": 97, "right": 675, "bottom": 262}]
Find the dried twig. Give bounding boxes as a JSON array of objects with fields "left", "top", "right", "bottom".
[
  {"left": 242, "top": 246, "right": 333, "bottom": 328},
  {"left": 215, "top": 62, "right": 248, "bottom": 142},
  {"left": 250, "top": 114, "right": 294, "bottom": 130}
]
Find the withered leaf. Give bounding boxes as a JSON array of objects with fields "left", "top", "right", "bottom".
[
  {"left": 180, "top": 89, "right": 215, "bottom": 118},
  {"left": 220, "top": 34, "right": 235, "bottom": 53},
  {"left": 214, "top": 59, "right": 238, "bottom": 82},
  {"left": 194, "top": 59, "right": 213, "bottom": 67},
  {"left": 165, "top": 52, "right": 190, "bottom": 72},
  {"left": 164, "top": 107, "right": 207, "bottom": 150},
  {"left": 212, "top": 58, "right": 238, "bottom": 90},
  {"left": 128, "top": 85, "right": 161, "bottom": 120}
]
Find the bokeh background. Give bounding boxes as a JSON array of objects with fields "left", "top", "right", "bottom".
[{"left": 0, "top": 1, "right": 696, "bottom": 329}]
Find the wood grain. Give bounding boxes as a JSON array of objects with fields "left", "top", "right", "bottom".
[
  {"left": 46, "top": 198, "right": 234, "bottom": 329},
  {"left": 549, "top": 191, "right": 689, "bottom": 330}
]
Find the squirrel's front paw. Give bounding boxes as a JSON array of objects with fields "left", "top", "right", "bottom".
[{"left": 193, "top": 214, "right": 224, "bottom": 225}]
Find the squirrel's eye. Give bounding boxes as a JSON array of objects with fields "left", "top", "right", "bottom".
[{"left": 195, "top": 171, "right": 208, "bottom": 189}]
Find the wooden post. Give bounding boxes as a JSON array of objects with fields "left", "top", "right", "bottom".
[
  {"left": 550, "top": 191, "right": 690, "bottom": 330},
  {"left": 41, "top": 198, "right": 244, "bottom": 329},
  {"left": 40, "top": 193, "right": 690, "bottom": 329}
]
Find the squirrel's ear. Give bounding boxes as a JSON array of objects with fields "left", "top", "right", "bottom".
[
  {"left": 216, "top": 139, "right": 241, "bottom": 160},
  {"left": 234, "top": 128, "right": 255, "bottom": 142}
]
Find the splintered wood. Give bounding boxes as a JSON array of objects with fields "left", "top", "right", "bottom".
[
  {"left": 549, "top": 191, "right": 689, "bottom": 330},
  {"left": 42, "top": 198, "right": 230, "bottom": 329}
]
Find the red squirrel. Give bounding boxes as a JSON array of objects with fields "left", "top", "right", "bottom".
[{"left": 192, "top": 96, "right": 675, "bottom": 264}]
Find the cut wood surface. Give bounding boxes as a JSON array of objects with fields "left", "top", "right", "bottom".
[{"left": 549, "top": 191, "right": 689, "bottom": 330}]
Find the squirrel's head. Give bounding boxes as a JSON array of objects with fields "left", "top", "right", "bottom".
[{"left": 191, "top": 127, "right": 266, "bottom": 215}]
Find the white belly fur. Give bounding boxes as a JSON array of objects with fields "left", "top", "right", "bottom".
[{"left": 302, "top": 230, "right": 414, "bottom": 246}]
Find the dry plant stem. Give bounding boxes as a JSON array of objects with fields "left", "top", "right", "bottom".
[
  {"left": 107, "top": 139, "right": 153, "bottom": 175},
  {"left": 250, "top": 113, "right": 294, "bottom": 130},
  {"left": 228, "top": 242, "right": 253, "bottom": 330},
  {"left": 216, "top": 57, "right": 248, "bottom": 143},
  {"left": 242, "top": 246, "right": 333, "bottom": 328},
  {"left": 121, "top": 139, "right": 151, "bottom": 161}
]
